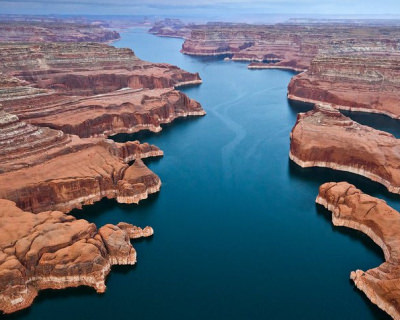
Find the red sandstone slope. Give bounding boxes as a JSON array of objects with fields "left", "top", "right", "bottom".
[
  {"left": 317, "top": 182, "right": 400, "bottom": 320},
  {"left": 0, "top": 199, "right": 153, "bottom": 314},
  {"left": 290, "top": 104, "right": 400, "bottom": 194}
]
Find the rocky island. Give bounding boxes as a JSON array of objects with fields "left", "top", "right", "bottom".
[{"left": 317, "top": 182, "right": 400, "bottom": 319}]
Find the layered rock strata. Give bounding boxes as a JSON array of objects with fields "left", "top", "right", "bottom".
[
  {"left": 0, "top": 199, "right": 153, "bottom": 314},
  {"left": 0, "top": 106, "right": 162, "bottom": 213},
  {"left": 288, "top": 51, "right": 400, "bottom": 119},
  {"left": 0, "top": 20, "right": 119, "bottom": 42},
  {"left": 179, "top": 23, "right": 400, "bottom": 72},
  {"left": 316, "top": 182, "right": 400, "bottom": 320},
  {"left": 149, "top": 19, "right": 192, "bottom": 39},
  {"left": 290, "top": 104, "right": 400, "bottom": 194},
  {"left": 0, "top": 42, "right": 204, "bottom": 136}
]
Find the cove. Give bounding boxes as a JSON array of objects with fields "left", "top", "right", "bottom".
[{"left": 10, "top": 28, "right": 399, "bottom": 320}]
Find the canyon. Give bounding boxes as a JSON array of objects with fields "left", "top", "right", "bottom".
[
  {"left": 317, "top": 182, "right": 400, "bottom": 320},
  {"left": 151, "top": 20, "right": 400, "bottom": 118},
  {"left": 0, "top": 20, "right": 204, "bottom": 314},
  {"left": 2, "top": 16, "right": 400, "bottom": 320}
]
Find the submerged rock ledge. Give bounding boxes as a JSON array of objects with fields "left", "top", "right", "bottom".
[{"left": 316, "top": 182, "right": 400, "bottom": 320}]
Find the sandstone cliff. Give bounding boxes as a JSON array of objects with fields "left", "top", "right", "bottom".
[
  {"left": 179, "top": 23, "right": 400, "bottom": 72},
  {"left": 0, "top": 20, "right": 119, "bottom": 42},
  {"left": 317, "top": 182, "right": 400, "bottom": 320},
  {"left": 288, "top": 51, "right": 400, "bottom": 119},
  {"left": 0, "top": 42, "right": 204, "bottom": 137},
  {"left": 290, "top": 104, "right": 400, "bottom": 194},
  {"left": 0, "top": 106, "right": 163, "bottom": 213}
]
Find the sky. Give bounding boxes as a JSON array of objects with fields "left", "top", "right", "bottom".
[{"left": 1, "top": 0, "right": 400, "bottom": 19}]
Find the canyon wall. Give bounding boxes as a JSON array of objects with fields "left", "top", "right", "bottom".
[{"left": 288, "top": 51, "right": 400, "bottom": 119}]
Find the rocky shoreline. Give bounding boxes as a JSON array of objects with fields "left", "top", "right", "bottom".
[{"left": 0, "top": 18, "right": 205, "bottom": 314}]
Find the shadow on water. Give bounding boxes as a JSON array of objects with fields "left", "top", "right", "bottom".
[
  {"left": 315, "top": 203, "right": 391, "bottom": 319},
  {"left": 342, "top": 110, "right": 400, "bottom": 138},
  {"left": 288, "top": 98, "right": 314, "bottom": 115},
  {"left": 111, "top": 115, "right": 204, "bottom": 143},
  {"left": 70, "top": 192, "right": 160, "bottom": 221},
  {"left": 315, "top": 204, "right": 384, "bottom": 261},
  {"left": 288, "top": 99, "right": 400, "bottom": 138},
  {"left": 4, "top": 287, "right": 98, "bottom": 320},
  {"left": 288, "top": 160, "right": 400, "bottom": 206}
]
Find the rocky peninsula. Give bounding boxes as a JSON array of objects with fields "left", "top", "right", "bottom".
[
  {"left": 317, "top": 182, "right": 400, "bottom": 319},
  {"left": 290, "top": 104, "right": 400, "bottom": 194},
  {"left": 0, "top": 198, "right": 153, "bottom": 314}
]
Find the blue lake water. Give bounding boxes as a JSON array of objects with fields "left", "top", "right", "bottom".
[{"left": 10, "top": 28, "right": 400, "bottom": 320}]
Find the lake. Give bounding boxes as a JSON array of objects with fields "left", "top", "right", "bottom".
[{"left": 11, "top": 28, "right": 400, "bottom": 320}]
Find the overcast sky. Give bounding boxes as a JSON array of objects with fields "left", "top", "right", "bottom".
[{"left": 1, "top": 0, "right": 400, "bottom": 18}]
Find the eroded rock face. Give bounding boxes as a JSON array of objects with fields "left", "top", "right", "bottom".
[
  {"left": 316, "top": 182, "right": 400, "bottom": 320},
  {"left": 0, "top": 199, "right": 153, "bottom": 314},
  {"left": 0, "top": 107, "right": 162, "bottom": 213},
  {"left": 288, "top": 51, "right": 400, "bottom": 119},
  {"left": 0, "top": 21, "right": 120, "bottom": 42},
  {"left": 0, "top": 42, "right": 204, "bottom": 136},
  {"left": 290, "top": 104, "right": 400, "bottom": 194},
  {"left": 179, "top": 23, "right": 400, "bottom": 72},
  {"left": 3, "top": 88, "right": 203, "bottom": 138}
]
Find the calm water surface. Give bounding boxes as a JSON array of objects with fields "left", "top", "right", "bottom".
[{"left": 11, "top": 28, "right": 400, "bottom": 320}]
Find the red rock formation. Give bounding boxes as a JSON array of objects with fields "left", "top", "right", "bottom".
[
  {"left": 0, "top": 106, "right": 162, "bottom": 213},
  {"left": 0, "top": 42, "right": 204, "bottom": 137},
  {"left": 290, "top": 104, "right": 400, "bottom": 194},
  {"left": 0, "top": 20, "right": 119, "bottom": 42},
  {"left": 149, "top": 19, "right": 192, "bottom": 39},
  {"left": 0, "top": 199, "right": 153, "bottom": 314},
  {"left": 288, "top": 51, "right": 400, "bottom": 119},
  {"left": 0, "top": 20, "right": 205, "bottom": 315},
  {"left": 3, "top": 88, "right": 204, "bottom": 138},
  {"left": 180, "top": 23, "right": 400, "bottom": 72},
  {"left": 317, "top": 182, "right": 400, "bottom": 320}
]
